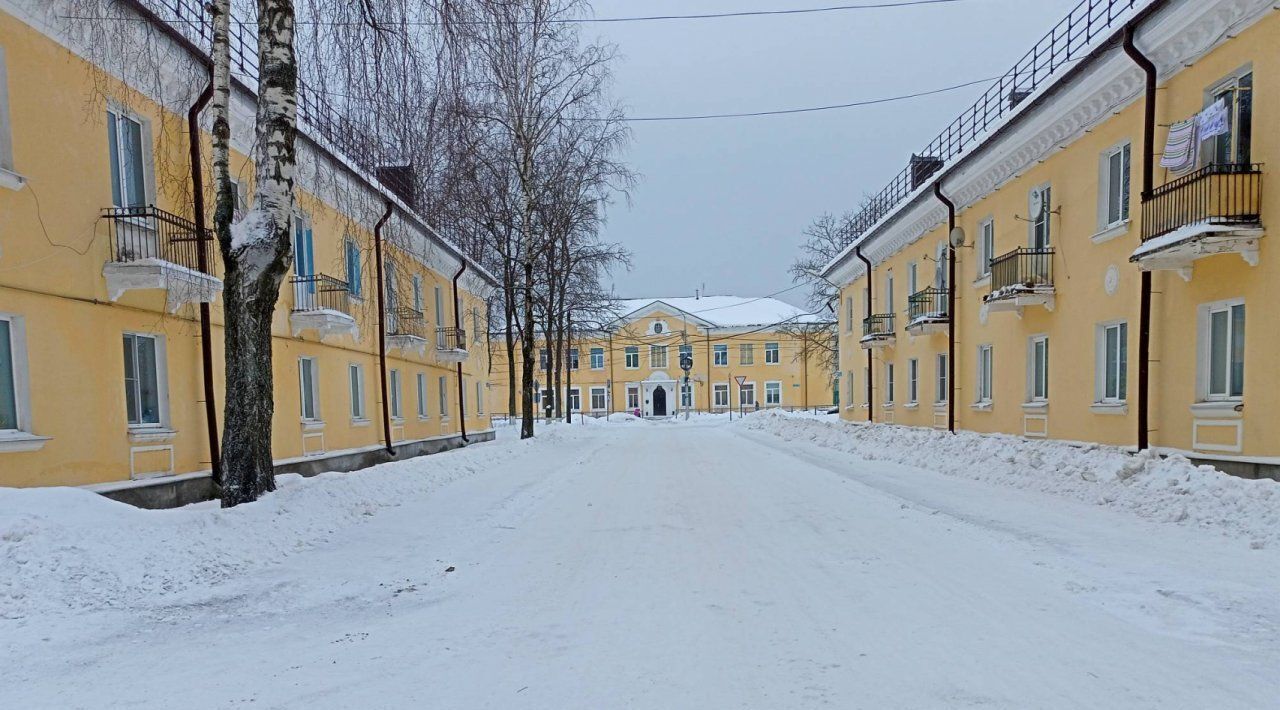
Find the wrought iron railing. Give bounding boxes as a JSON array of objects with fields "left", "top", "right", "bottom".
[
  {"left": 389, "top": 306, "right": 426, "bottom": 339},
  {"left": 990, "top": 248, "right": 1055, "bottom": 294},
  {"left": 436, "top": 326, "right": 468, "bottom": 352},
  {"left": 1142, "top": 163, "right": 1264, "bottom": 241},
  {"left": 290, "top": 274, "right": 352, "bottom": 315},
  {"left": 907, "top": 287, "right": 949, "bottom": 324},
  {"left": 104, "top": 205, "right": 215, "bottom": 275},
  {"left": 837, "top": 0, "right": 1142, "bottom": 244},
  {"left": 862, "top": 314, "right": 895, "bottom": 338}
]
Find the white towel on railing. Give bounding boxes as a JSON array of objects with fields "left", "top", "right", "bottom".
[
  {"left": 1196, "top": 98, "right": 1230, "bottom": 143},
  {"left": 1160, "top": 118, "right": 1198, "bottom": 171}
]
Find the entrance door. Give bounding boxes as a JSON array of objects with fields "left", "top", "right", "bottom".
[{"left": 652, "top": 386, "right": 668, "bottom": 416}]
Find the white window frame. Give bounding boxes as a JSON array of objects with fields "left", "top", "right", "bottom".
[
  {"left": 626, "top": 385, "right": 641, "bottom": 410},
  {"left": 845, "top": 296, "right": 854, "bottom": 333},
  {"left": 590, "top": 386, "right": 607, "bottom": 412},
  {"left": 885, "top": 363, "right": 895, "bottom": 405},
  {"left": 624, "top": 346, "right": 640, "bottom": 369},
  {"left": 476, "top": 380, "right": 484, "bottom": 416},
  {"left": 764, "top": 380, "right": 782, "bottom": 406},
  {"left": 438, "top": 375, "right": 449, "bottom": 418},
  {"left": 417, "top": 372, "right": 429, "bottom": 419},
  {"left": 976, "top": 344, "right": 993, "bottom": 405},
  {"left": 1197, "top": 298, "right": 1245, "bottom": 402},
  {"left": 1099, "top": 141, "right": 1132, "bottom": 230},
  {"left": 935, "top": 241, "right": 949, "bottom": 291},
  {"left": 107, "top": 106, "right": 154, "bottom": 209},
  {"left": 590, "top": 347, "right": 605, "bottom": 370},
  {"left": 348, "top": 363, "right": 366, "bottom": 421},
  {"left": 344, "top": 238, "right": 363, "bottom": 298},
  {"left": 412, "top": 275, "right": 424, "bottom": 313},
  {"left": 681, "top": 381, "right": 694, "bottom": 408},
  {"left": 389, "top": 369, "right": 403, "bottom": 419},
  {"left": 907, "top": 261, "right": 918, "bottom": 299},
  {"left": 739, "top": 381, "right": 756, "bottom": 407},
  {"left": 977, "top": 217, "right": 995, "bottom": 279},
  {"left": 935, "top": 353, "right": 948, "bottom": 403},
  {"left": 907, "top": 358, "right": 918, "bottom": 405},
  {"left": 713, "top": 344, "right": 728, "bottom": 367},
  {"left": 568, "top": 348, "right": 580, "bottom": 371},
  {"left": 1095, "top": 321, "right": 1128, "bottom": 404},
  {"left": 298, "top": 356, "right": 320, "bottom": 423},
  {"left": 1027, "top": 335, "right": 1049, "bottom": 403},
  {"left": 739, "top": 343, "right": 754, "bottom": 366},
  {"left": 0, "top": 43, "right": 16, "bottom": 178},
  {"left": 1029, "top": 183, "right": 1052, "bottom": 248},
  {"left": 764, "top": 342, "right": 780, "bottom": 365},
  {"left": 650, "top": 344, "right": 668, "bottom": 369},
  {"left": 567, "top": 386, "right": 581, "bottom": 412},
  {"left": 884, "top": 269, "right": 894, "bottom": 315},
  {"left": 122, "top": 332, "right": 169, "bottom": 429},
  {"left": 1204, "top": 66, "right": 1254, "bottom": 167},
  {"left": 0, "top": 313, "right": 35, "bottom": 437},
  {"left": 713, "top": 383, "right": 730, "bottom": 408}
]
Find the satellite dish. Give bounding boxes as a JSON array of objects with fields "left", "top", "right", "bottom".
[
  {"left": 1029, "top": 188, "right": 1046, "bottom": 219},
  {"left": 949, "top": 226, "right": 966, "bottom": 248}
]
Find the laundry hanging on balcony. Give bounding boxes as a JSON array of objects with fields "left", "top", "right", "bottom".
[
  {"left": 1159, "top": 118, "right": 1198, "bottom": 171},
  {"left": 1196, "top": 98, "right": 1229, "bottom": 143}
]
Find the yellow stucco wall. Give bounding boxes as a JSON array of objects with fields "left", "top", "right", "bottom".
[
  {"left": 0, "top": 9, "right": 492, "bottom": 487},
  {"left": 835, "top": 9, "right": 1278, "bottom": 464}
]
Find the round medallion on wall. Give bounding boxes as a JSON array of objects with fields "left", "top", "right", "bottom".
[
  {"left": 979, "top": 303, "right": 989, "bottom": 326},
  {"left": 1104, "top": 265, "right": 1120, "bottom": 296}
]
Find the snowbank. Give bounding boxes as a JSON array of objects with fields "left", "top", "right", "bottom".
[
  {"left": 0, "top": 431, "right": 562, "bottom": 620},
  {"left": 739, "top": 410, "right": 1280, "bottom": 547}
]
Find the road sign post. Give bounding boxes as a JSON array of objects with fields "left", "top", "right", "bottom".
[
  {"left": 735, "top": 375, "right": 748, "bottom": 421},
  {"left": 680, "top": 353, "right": 693, "bottom": 421}
]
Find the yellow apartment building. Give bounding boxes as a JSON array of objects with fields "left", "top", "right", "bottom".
[
  {"left": 823, "top": 0, "right": 1277, "bottom": 478},
  {"left": 0, "top": 0, "right": 496, "bottom": 502},
  {"left": 488, "top": 296, "right": 836, "bottom": 419}
]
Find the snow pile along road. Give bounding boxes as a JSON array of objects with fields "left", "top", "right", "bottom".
[
  {"left": 740, "top": 410, "right": 1280, "bottom": 547},
  {"left": 0, "top": 430, "right": 556, "bottom": 620}
]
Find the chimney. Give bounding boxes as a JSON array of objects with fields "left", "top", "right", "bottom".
[
  {"left": 377, "top": 163, "right": 417, "bottom": 211},
  {"left": 909, "top": 154, "right": 943, "bottom": 190}
]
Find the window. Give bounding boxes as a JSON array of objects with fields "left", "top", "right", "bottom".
[
  {"left": 438, "top": 375, "right": 449, "bottom": 416},
  {"left": 1202, "top": 300, "right": 1245, "bottom": 400},
  {"left": 650, "top": 345, "right": 668, "bottom": 369},
  {"left": 713, "top": 383, "right": 730, "bottom": 408},
  {"left": 434, "top": 285, "right": 445, "bottom": 326},
  {"left": 739, "top": 382, "right": 756, "bottom": 407},
  {"left": 1028, "top": 336, "right": 1049, "bottom": 402},
  {"left": 885, "top": 363, "right": 895, "bottom": 405},
  {"left": 1030, "top": 185, "right": 1052, "bottom": 248},
  {"left": 739, "top": 343, "right": 754, "bottom": 365},
  {"left": 349, "top": 364, "right": 366, "bottom": 420},
  {"left": 291, "top": 218, "right": 315, "bottom": 303},
  {"left": 344, "top": 239, "right": 362, "bottom": 297},
  {"left": 476, "top": 381, "right": 484, "bottom": 415},
  {"left": 107, "top": 109, "right": 148, "bottom": 208},
  {"left": 1101, "top": 142, "right": 1132, "bottom": 228},
  {"left": 123, "top": 334, "right": 163, "bottom": 426},
  {"left": 1209, "top": 71, "right": 1253, "bottom": 166},
  {"left": 974, "top": 219, "right": 994, "bottom": 279},
  {"left": 976, "top": 345, "right": 994, "bottom": 403},
  {"left": 863, "top": 367, "right": 870, "bottom": 405},
  {"left": 907, "top": 358, "right": 918, "bottom": 404},
  {"left": 0, "top": 317, "right": 19, "bottom": 431},
  {"left": 935, "top": 241, "right": 949, "bottom": 291},
  {"left": 567, "top": 387, "right": 581, "bottom": 412},
  {"left": 298, "top": 356, "right": 319, "bottom": 421},
  {"left": 413, "top": 275, "right": 424, "bottom": 314},
  {"left": 885, "top": 269, "right": 894, "bottom": 315},
  {"left": 539, "top": 348, "right": 549, "bottom": 370},
  {"left": 765, "top": 342, "right": 780, "bottom": 364},
  {"left": 229, "top": 179, "right": 249, "bottom": 220},
  {"left": 389, "top": 369, "right": 402, "bottom": 419},
  {"left": 590, "top": 347, "right": 605, "bottom": 370},
  {"left": 845, "top": 297, "right": 854, "bottom": 333},
  {"left": 1097, "top": 322, "right": 1128, "bottom": 403},
  {"left": 625, "top": 346, "right": 640, "bottom": 369},
  {"left": 417, "top": 373, "right": 428, "bottom": 418},
  {"left": 626, "top": 386, "right": 640, "bottom": 410},
  {"left": 568, "top": 348, "right": 580, "bottom": 371},
  {"left": 713, "top": 344, "right": 728, "bottom": 366},
  {"left": 935, "top": 353, "right": 948, "bottom": 403},
  {"left": 765, "top": 381, "right": 782, "bottom": 406},
  {"left": 681, "top": 381, "right": 693, "bottom": 408},
  {"left": 0, "top": 44, "right": 14, "bottom": 175},
  {"left": 590, "top": 387, "right": 607, "bottom": 411},
  {"left": 907, "top": 262, "right": 918, "bottom": 298}
]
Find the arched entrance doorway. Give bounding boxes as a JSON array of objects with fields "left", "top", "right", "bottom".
[{"left": 652, "top": 386, "right": 668, "bottom": 416}]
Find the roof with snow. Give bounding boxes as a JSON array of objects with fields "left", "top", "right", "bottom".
[{"left": 609, "top": 296, "right": 827, "bottom": 329}]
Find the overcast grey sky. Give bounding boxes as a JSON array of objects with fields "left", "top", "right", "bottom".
[{"left": 590, "top": 0, "right": 1079, "bottom": 305}]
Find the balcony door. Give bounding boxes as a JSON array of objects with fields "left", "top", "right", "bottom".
[
  {"left": 292, "top": 219, "right": 315, "bottom": 307},
  {"left": 1210, "top": 72, "right": 1252, "bottom": 167}
]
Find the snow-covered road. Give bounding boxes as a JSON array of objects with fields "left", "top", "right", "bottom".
[{"left": 4, "top": 417, "right": 1279, "bottom": 708}]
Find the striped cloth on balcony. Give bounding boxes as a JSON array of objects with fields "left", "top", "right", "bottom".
[{"left": 1159, "top": 118, "right": 1198, "bottom": 171}]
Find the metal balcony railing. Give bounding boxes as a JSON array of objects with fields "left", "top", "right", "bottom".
[
  {"left": 290, "top": 274, "right": 352, "bottom": 316},
  {"left": 104, "top": 205, "right": 214, "bottom": 275},
  {"left": 907, "top": 287, "right": 949, "bottom": 324},
  {"left": 862, "top": 314, "right": 895, "bottom": 338},
  {"left": 436, "top": 326, "right": 468, "bottom": 353},
  {"left": 990, "top": 248, "right": 1055, "bottom": 294},
  {"left": 389, "top": 306, "right": 426, "bottom": 339},
  {"left": 1141, "top": 163, "right": 1264, "bottom": 241}
]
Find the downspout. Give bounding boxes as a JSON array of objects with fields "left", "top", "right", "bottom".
[
  {"left": 373, "top": 200, "right": 395, "bottom": 456},
  {"left": 854, "top": 245, "right": 874, "bottom": 422},
  {"left": 453, "top": 261, "right": 470, "bottom": 444},
  {"left": 187, "top": 79, "right": 221, "bottom": 485},
  {"left": 1124, "top": 23, "right": 1156, "bottom": 452},
  {"left": 934, "top": 183, "right": 958, "bottom": 434}
]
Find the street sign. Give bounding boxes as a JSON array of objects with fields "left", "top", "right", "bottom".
[
  {"left": 679, "top": 354, "right": 694, "bottom": 372},
  {"left": 734, "top": 376, "right": 747, "bottom": 387}
]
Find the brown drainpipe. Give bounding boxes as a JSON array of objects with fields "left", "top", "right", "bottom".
[
  {"left": 854, "top": 244, "right": 874, "bottom": 422},
  {"left": 452, "top": 261, "right": 470, "bottom": 444},
  {"left": 187, "top": 78, "right": 221, "bottom": 484},
  {"left": 1124, "top": 23, "right": 1156, "bottom": 452},
  {"left": 934, "top": 183, "right": 957, "bottom": 434},
  {"left": 373, "top": 200, "right": 395, "bottom": 456}
]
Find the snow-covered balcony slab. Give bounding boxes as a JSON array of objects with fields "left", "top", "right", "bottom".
[
  {"left": 860, "top": 314, "right": 895, "bottom": 350},
  {"left": 1133, "top": 163, "right": 1265, "bottom": 281},
  {"left": 290, "top": 274, "right": 358, "bottom": 340},
  {"left": 984, "top": 247, "right": 1055, "bottom": 314},
  {"left": 388, "top": 308, "right": 429, "bottom": 356},
  {"left": 436, "top": 327, "right": 470, "bottom": 363},
  {"left": 906, "top": 287, "right": 949, "bottom": 335},
  {"left": 102, "top": 206, "right": 221, "bottom": 312}
]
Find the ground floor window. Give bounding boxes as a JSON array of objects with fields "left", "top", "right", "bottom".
[
  {"left": 739, "top": 382, "right": 755, "bottom": 407},
  {"left": 389, "top": 369, "right": 402, "bottom": 418},
  {"left": 0, "top": 318, "right": 18, "bottom": 431},
  {"left": 713, "top": 383, "right": 729, "bottom": 407},
  {"left": 124, "top": 333, "right": 164, "bottom": 426},
  {"left": 438, "top": 376, "right": 449, "bottom": 417},
  {"left": 297, "top": 355, "right": 319, "bottom": 422},
  {"left": 1201, "top": 300, "right": 1245, "bottom": 400},
  {"left": 765, "top": 381, "right": 781, "bottom": 405},
  {"left": 626, "top": 385, "right": 640, "bottom": 410},
  {"left": 417, "top": 373, "right": 429, "bottom": 418},
  {"left": 568, "top": 387, "right": 581, "bottom": 412},
  {"left": 476, "top": 381, "right": 484, "bottom": 415},
  {"left": 681, "top": 381, "right": 693, "bottom": 408},
  {"left": 1097, "top": 322, "right": 1127, "bottom": 403},
  {"left": 885, "top": 363, "right": 895, "bottom": 405},
  {"left": 1028, "top": 335, "right": 1048, "bottom": 402},
  {"left": 590, "top": 387, "right": 607, "bottom": 411},
  {"left": 349, "top": 364, "right": 365, "bottom": 420},
  {"left": 976, "top": 345, "right": 993, "bottom": 403},
  {"left": 907, "top": 359, "right": 918, "bottom": 404},
  {"left": 935, "top": 353, "right": 948, "bottom": 403}
]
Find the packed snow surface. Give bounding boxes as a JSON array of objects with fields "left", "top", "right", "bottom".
[{"left": 3, "top": 413, "right": 1279, "bottom": 708}]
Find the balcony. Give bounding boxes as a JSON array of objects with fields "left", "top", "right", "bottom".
[
  {"left": 860, "top": 314, "right": 895, "bottom": 349},
  {"left": 436, "top": 326, "right": 470, "bottom": 363},
  {"left": 906, "top": 287, "right": 949, "bottom": 335},
  {"left": 102, "top": 206, "right": 222, "bottom": 312},
  {"left": 1132, "top": 163, "right": 1264, "bottom": 280},
  {"left": 387, "top": 307, "right": 428, "bottom": 355},
  {"left": 290, "top": 274, "right": 358, "bottom": 340},
  {"left": 984, "top": 247, "right": 1055, "bottom": 313}
]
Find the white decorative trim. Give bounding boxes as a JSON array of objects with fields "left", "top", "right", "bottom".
[
  {"left": 1023, "top": 414, "right": 1049, "bottom": 439},
  {"left": 301, "top": 419, "right": 326, "bottom": 432},
  {"left": 0, "top": 167, "right": 25, "bottom": 191},
  {"left": 129, "top": 444, "right": 175, "bottom": 479},
  {"left": 0, "top": 431, "right": 51, "bottom": 453},
  {"left": 1021, "top": 402, "right": 1049, "bottom": 413},
  {"left": 971, "top": 401, "right": 993, "bottom": 412},
  {"left": 103, "top": 259, "right": 223, "bottom": 313},
  {"left": 1091, "top": 402, "right": 1129, "bottom": 416},
  {"left": 1190, "top": 400, "right": 1244, "bottom": 419},
  {"left": 1091, "top": 221, "right": 1131, "bottom": 244},
  {"left": 387, "top": 334, "right": 428, "bottom": 356},
  {"left": 290, "top": 309, "right": 359, "bottom": 340},
  {"left": 1192, "top": 418, "right": 1244, "bottom": 453},
  {"left": 128, "top": 427, "right": 177, "bottom": 444}
]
